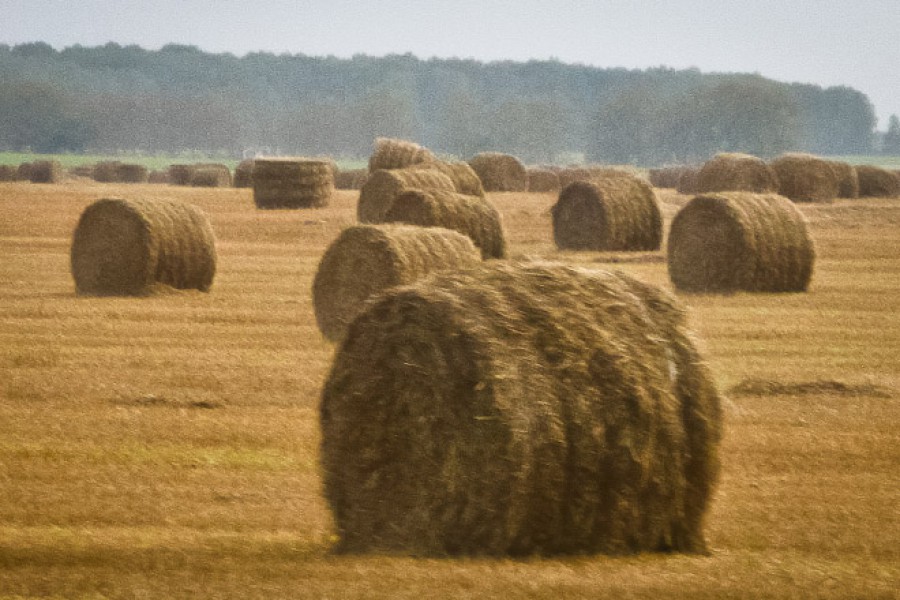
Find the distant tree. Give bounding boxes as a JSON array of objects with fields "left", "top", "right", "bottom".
[
  {"left": 0, "top": 82, "right": 93, "bottom": 152},
  {"left": 882, "top": 115, "right": 900, "bottom": 155}
]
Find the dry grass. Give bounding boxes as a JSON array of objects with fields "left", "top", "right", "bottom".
[{"left": 0, "top": 180, "right": 898, "bottom": 597}]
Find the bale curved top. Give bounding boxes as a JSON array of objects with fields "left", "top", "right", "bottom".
[
  {"left": 826, "top": 160, "right": 859, "bottom": 198},
  {"left": 357, "top": 168, "right": 456, "bottom": 223},
  {"left": 667, "top": 192, "right": 814, "bottom": 293},
  {"left": 467, "top": 152, "right": 527, "bottom": 192},
  {"left": 368, "top": 138, "right": 435, "bottom": 172},
  {"left": 321, "top": 261, "right": 722, "bottom": 556},
  {"left": 551, "top": 176, "right": 662, "bottom": 251},
  {"left": 409, "top": 161, "right": 486, "bottom": 197},
  {"left": 70, "top": 197, "right": 217, "bottom": 296},
  {"left": 696, "top": 153, "right": 779, "bottom": 193},
  {"left": 384, "top": 189, "right": 507, "bottom": 259},
  {"left": 769, "top": 154, "right": 838, "bottom": 203},
  {"left": 558, "top": 165, "right": 641, "bottom": 189},
  {"left": 526, "top": 168, "right": 561, "bottom": 192},
  {"left": 312, "top": 224, "right": 481, "bottom": 341}
]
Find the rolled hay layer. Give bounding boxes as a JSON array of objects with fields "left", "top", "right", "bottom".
[
  {"left": 334, "top": 168, "right": 369, "bottom": 190},
  {"left": 0, "top": 165, "right": 17, "bottom": 181},
  {"left": 769, "top": 154, "right": 838, "bottom": 203},
  {"left": 826, "top": 160, "right": 859, "bottom": 199},
  {"left": 383, "top": 189, "right": 507, "bottom": 259},
  {"left": 667, "top": 192, "right": 815, "bottom": 293},
  {"left": 312, "top": 224, "right": 481, "bottom": 342},
  {"left": 252, "top": 158, "right": 334, "bottom": 208},
  {"left": 116, "top": 163, "right": 150, "bottom": 184},
  {"left": 368, "top": 137, "right": 435, "bottom": 172},
  {"left": 71, "top": 197, "right": 217, "bottom": 296},
  {"left": 696, "top": 153, "right": 779, "bottom": 193},
  {"left": 552, "top": 176, "right": 662, "bottom": 251},
  {"left": 410, "top": 160, "right": 486, "bottom": 197},
  {"left": 526, "top": 168, "right": 561, "bottom": 192},
  {"left": 233, "top": 159, "right": 255, "bottom": 188},
  {"left": 467, "top": 152, "right": 527, "bottom": 192},
  {"left": 29, "top": 160, "right": 64, "bottom": 184},
  {"left": 357, "top": 168, "right": 456, "bottom": 223},
  {"left": 321, "top": 261, "right": 723, "bottom": 556},
  {"left": 855, "top": 165, "right": 900, "bottom": 198}
]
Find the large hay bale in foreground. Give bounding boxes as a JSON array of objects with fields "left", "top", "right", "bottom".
[
  {"left": 552, "top": 176, "right": 662, "bottom": 251},
  {"left": 827, "top": 160, "right": 859, "bottom": 199},
  {"left": 410, "top": 160, "right": 486, "bottom": 197},
  {"left": 769, "top": 153, "right": 838, "bottom": 203},
  {"left": 368, "top": 138, "right": 435, "bottom": 172},
  {"left": 321, "top": 262, "right": 723, "bottom": 556},
  {"left": 28, "top": 160, "right": 64, "bottom": 183},
  {"left": 467, "top": 152, "right": 527, "bottom": 192},
  {"left": 384, "top": 189, "right": 507, "bottom": 259},
  {"left": 357, "top": 168, "right": 456, "bottom": 223},
  {"left": 696, "top": 153, "right": 779, "bottom": 193},
  {"left": 70, "top": 197, "right": 217, "bottom": 296},
  {"left": 855, "top": 165, "right": 900, "bottom": 198},
  {"left": 668, "top": 192, "right": 815, "bottom": 293},
  {"left": 252, "top": 158, "right": 333, "bottom": 208},
  {"left": 312, "top": 224, "right": 481, "bottom": 342},
  {"left": 526, "top": 167, "right": 561, "bottom": 192}
]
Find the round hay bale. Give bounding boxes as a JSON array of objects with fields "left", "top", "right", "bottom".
[
  {"left": 677, "top": 167, "right": 701, "bottom": 194},
  {"left": 826, "top": 161, "right": 859, "bottom": 199},
  {"left": 650, "top": 166, "right": 692, "bottom": 189},
  {"left": 321, "top": 261, "right": 723, "bottom": 556},
  {"left": 148, "top": 170, "right": 170, "bottom": 184},
  {"left": 667, "top": 192, "right": 815, "bottom": 293},
  {"left": 384, "top": 189, "right": 507, "bottom": 259},
  {"left": 312, "top": 224, "right": 481, "bottom": 342},
  {"left": 115, "top": 163, "right": 150, "bottom": 184},
  {"left": 28, "top": 160, "right": 64, "bottom": 184},
  {"left": 167, "top": 164, "right": 194, "bottom": 186},
  {"left": 552, "top": 175, "right": 662, "bottom": 251},
  {"left": 855, "top": 165, "right": 900, "bottom": 198},
  {"left": 252, "top": 158, "right": 334, "bottom": 209},
  {"left": 16, "top": 163, "right": 33, "bottom": 181},
  {"left": 92, "top": 161, "right": 123, "bottom": 183},
  {"left": 410, "top": 160, "right": 486, "bottom": 198},
  {"left": 696, "top": 153, "right": 779, "bottom": 193},
  {"left": 234, "top": 159, "right": 255, "bottom": 188},
  {"left": 0, "top": 165, "right": 17, "bottom": 182},
  {"left": 558, "top": 165, "right": 640, "bottom": 189},
  {"left": 190, "top": 167, "right": 232, "bottom": 188},
  {"left": 769, "top": 153, "right": 838, "bottom": 203},
  {"left": 368, "top": 138, "right": 435, "bottom": 172},
  {"left": 357, "top": 168, "right": 456, "bottom": 223},
  {"left": 70, "top": 197, "right": 217, "bottom": 296},
  {"left": 334, "top": 167, "right": 369, "bottom": 190},
  {"left": 467, "top": 152, "right": 527, "bottom": 192},
  {"left": 526, "top": 168, "right": 561, "bottom": 192}
]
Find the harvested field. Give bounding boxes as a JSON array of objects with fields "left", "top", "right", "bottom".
[{"left": 0, "top": 179, "right": 898, "bottom": 598}]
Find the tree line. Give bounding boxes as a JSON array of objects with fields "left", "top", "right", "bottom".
[{"left": 0, "top": 41, "right": 882, "bottom": 165}]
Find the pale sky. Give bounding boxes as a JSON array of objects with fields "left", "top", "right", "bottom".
[{"left": 3, "top": 0, "right": 899, "bottom": 128}]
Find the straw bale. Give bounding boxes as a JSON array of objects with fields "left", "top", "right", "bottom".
[
  {"left": 148, "top": 170, "right": 170, "bottom": 184},
  {"left": 28, "top": 160, "right": 64, "bottom": 184},
  {"left": 826, "top": 161, "right": 859, "bottom": 198},
  {"left": 558, "top": 165, "right": 640, "bottom": 189},
  {"left": 696, "top": 153, "right": 779, "bottom": 193},
  {"left": 467, "top": 152, "right": 527, "bottom": 192},
  {"left": 407, "top": 160, "right": 486, "bottom": 198},
  {"left": 191, "top": 167, "right": 232, "bottom": 188},
  {"left": 312, "top": 224, "right": 482, "bottom": 341},
  {"left": 384, "top": 189, "right": 507, "bottom": 259},
  {"left": 321, "top": 261, "right": 722, "bottom": 556},
  {"left": 667, "top": 192, "right": 815, "bottom": 293},
  {"left": 92, "top": 161, "right": 122, "bottom": 183},
  {"left": 677, "top": 167, "right": 701, "bottom": 194},
  {"left": 368, "top": 138, "right": 435, "bottom": 172},
  {"left": 115, "top": 163, "right": 150, "bottom": 184},
  {"left": 16, "top": 163, "right": 33, "bottom": 181},
  {"left": 769, "top": 153, "right": 838, "bottom": 203},
  {"left": 0, "top": 165, "right": 17, "bottom": 181},
  {"left": 70, "top": 197, "right": 217, "bottom": 296},
  {"left": 167, "top": 164, "right": 194, "bottom": 186},
  {"left": 552, "top": 175, "right": 662, "bottom": 251},
  {"left": 234, "top": 159, "right": 254, "bottom": 188},
  {"left": 855, "top": 165, "right": 900, "bottom": 198},
  {"left": 334, "top": 168, "right": 369, "bottom": 190},
  {"left": 650, "top": 167, "right": 692, "bottom": 189},
  {"left": 357, "top": 168, "right": 456, "bottom": 223},
  {"left": 252, "top": 158, "right": 334, "bottom": 209},
  {"left": 526, "top": 168, "right": 561, "bottom": 192}
]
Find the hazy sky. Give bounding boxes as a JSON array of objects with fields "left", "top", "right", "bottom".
[{"left": 3, "top": 0, "right": 899, "bottom": 128}]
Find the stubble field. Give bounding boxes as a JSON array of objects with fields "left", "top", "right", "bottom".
[{"left": 0, "top": 180, "right": 898, "bottom": 598}]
